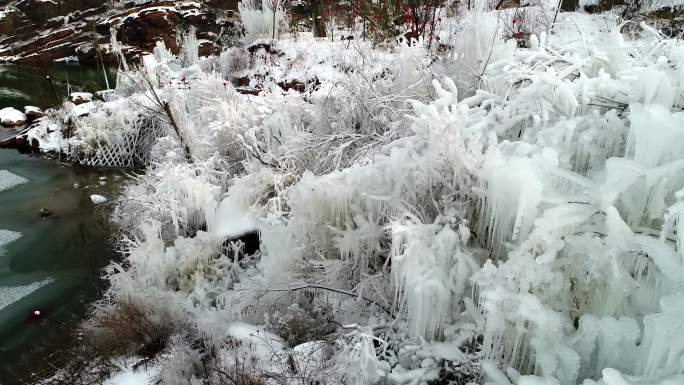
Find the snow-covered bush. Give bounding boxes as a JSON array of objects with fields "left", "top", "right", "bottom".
[{"left": 33, "top": 6, "right": 684, "bottom": 385}]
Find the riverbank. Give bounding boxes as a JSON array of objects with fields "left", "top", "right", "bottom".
[
  {"left": 0, "top": 63, "right": 126, "bottom": 384},
  {"left": 0, "top": 143, "right": 126, "bottom": 383}
]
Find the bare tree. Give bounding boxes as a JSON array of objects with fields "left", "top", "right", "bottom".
[
  {"left": 263, "top": 0, "right": 289, "bottom": 39},
  {"left": 120, "top": 66, "right": 193, "bottom": 163}
]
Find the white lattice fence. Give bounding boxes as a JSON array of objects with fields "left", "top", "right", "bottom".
[{"left": 70, "top": 120, "right": 168, "bottom": 168}]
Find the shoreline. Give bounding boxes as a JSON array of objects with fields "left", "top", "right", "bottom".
[{"left": 0, "top": 131, "right": 126, "bottom": 384}]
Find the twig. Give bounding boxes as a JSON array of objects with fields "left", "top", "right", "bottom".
[{"left": 264, "top": 284, "right": 393, "bottom": 316}]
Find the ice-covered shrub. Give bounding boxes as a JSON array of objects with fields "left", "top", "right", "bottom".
[
  {"left": 435, "top": 12, "right": 516, "bottom": 96},
  {"left": 238, "top": 0, "right": 286, "bottom": 39},
  {"left": 178, "top": 26, "right": 200, "bottom": 67},
  {"left": 266, "top": 303, "right": 336, "bottom": 347},
  {"left": 50, "top": 8, "right": 684, "bottom": 385}
]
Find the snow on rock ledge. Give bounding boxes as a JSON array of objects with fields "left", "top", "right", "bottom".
[
  {"left": 23, "top": 106, "right": 44, "bottom": 122},
  {"left": 69, "top": 92, "right": 93, "bottom": 105}
]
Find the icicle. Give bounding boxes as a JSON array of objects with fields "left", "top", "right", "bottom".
[
  {"left": 480, "top": 156, "right": 543, "bottom": 258},
  {"left": 638, "top": 294, "right": 684, "bottom": 378}
]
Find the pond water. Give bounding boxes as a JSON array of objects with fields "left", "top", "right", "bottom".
[
  {"left": 0, "top": 63, "right": 118, "bottom": 111},
  {"left": 0, "top": 64, "right": 123, "bottom": 384}
]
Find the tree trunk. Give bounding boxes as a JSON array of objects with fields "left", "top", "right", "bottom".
[
  {"left": 272, "top": 6, "right": 276, "bottom": 39},
  {"left": 311, "top": 0, "right": 326, "bottom": 37},
  {"left": 163, "top": 102, "right": 192, "bottom": 163}
]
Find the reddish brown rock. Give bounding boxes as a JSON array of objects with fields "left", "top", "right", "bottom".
[
  {"left": 24, "top": 106, "right": 44, "bottom": 123},
  {"left": 1, "top": 1, "right": 239, "bottom": 65}
]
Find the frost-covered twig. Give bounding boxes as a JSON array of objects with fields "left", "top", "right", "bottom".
[{"left": 262, "top": 284, "right": 393, "bottom": 316}]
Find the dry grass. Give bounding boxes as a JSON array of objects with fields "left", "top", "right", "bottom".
[
  {"left": 86, "top": 301, "right": 176, "bottom": 360},
  {"left": 26, "top": 300, "right": 178, "bottom": 384}
]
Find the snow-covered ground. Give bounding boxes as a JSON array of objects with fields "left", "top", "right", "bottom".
[{"left": 30, "top": 4, "right": 684, "bottom": 385}]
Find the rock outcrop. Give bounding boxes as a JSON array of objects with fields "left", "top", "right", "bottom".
[
  {"left": 0, "top": 107, "right": 26, "bottom": 127},
  {"left": 0, "top": 0, "right": 239, "bottom": 65}
]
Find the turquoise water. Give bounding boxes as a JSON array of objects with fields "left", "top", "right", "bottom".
[{"left": 0, "top": 65, "right": 123, "bottom": 384}]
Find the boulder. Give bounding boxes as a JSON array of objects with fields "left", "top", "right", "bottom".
[
  {"left": 0, "top": 107, "right": 27, "bottom": 127},
  {"left": 69, "top": 92, "right": 93, "bottom": 105},
  {"left": 24, "top": 106, "right": 44, "bottom": 123}
]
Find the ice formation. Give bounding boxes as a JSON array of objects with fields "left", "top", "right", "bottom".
[
  {"left": 0, "top": 170, "right": 29, "bottom": 192},
  {"left": 0, "top": 278, "right": 53, "bottom": 311},
  {"left": 31, "top": 6, "right": 684, "bottom": 385},
  {"left": 0, "top": 229, "right": 21, "bottom": 256}
]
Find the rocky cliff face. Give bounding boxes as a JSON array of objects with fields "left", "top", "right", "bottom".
[{"left": 0, "top": 0, "right": 239, "bottom": 65}]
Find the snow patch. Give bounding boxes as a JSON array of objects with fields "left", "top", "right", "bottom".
[
  {"left": 69, "top": 92, "right": 93, "bottom": 102},
  {"left": 227, "top": 321, "right": 287, "bottom": 360},
  {"left": 90, "top": 194, "right": 108, "bottom": 204},
  {"left": 72, "top": 101, "right": 96, "bottom": 117},
  {"left": 104, "top": 361, "right": 160, "bottom": 385},
  {"left": 24, "top": 105, "right": 42, "bottom": 115},
  {"left": 212, "top": 196, "right": 258, "bottom": 239}
]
